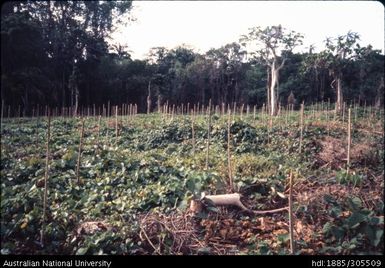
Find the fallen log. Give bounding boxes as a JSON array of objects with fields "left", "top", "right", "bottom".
[{"left": 192, "top": 193, "right": 288, "bottom": 215}]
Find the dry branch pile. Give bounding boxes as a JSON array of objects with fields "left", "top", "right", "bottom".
[
  {"left": 137, "top": 209, "right": 288, "bottom": 255},
  {"left": 138, "top": 211, "right": 201, "bottom": 254},
  {"left": 315, "top": 136, "right": 377, "bottom": 169}
]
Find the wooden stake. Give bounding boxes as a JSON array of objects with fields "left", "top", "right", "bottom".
[
  {"left": 326, "top": 107, "right": 330, "bottom": 137},
  {"left": 299, "top": 102, "right": 304, "bottom": 154},
  {"left": 232, "top": 102, "right": 236, "bottom": 121},
  {"left": 288, "top": 171, "right": 295, "bottom": 254},
  {"left": 191, "top": 109, "right": 195, "bottom": 153},
  {"left": 227, "top": 108, "right": 233, "bottom": 191},
  {"left": 76, "top": 118, "right": 85, "bottom": 185},
  {"left": 115, "top": 106, "right": 119, "bottom": 142},
  {"left": 40, "top": 111, "right": 51, "bottom": 247},
  {"left": 261, "top": 103, "right": 265, "bottom": 122},
  {"left": 347, "top": 108, "right": 351, "bottom": 173},
  {"left": 96, "top": 115, "right": 101, "bottom": 146},
  {"left": 205, "top": 99, "right": 212, "bottom": 170}
]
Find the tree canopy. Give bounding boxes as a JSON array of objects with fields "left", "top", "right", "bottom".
[{"left": 1, "top": 2, "right": 384, "bottom": 115}]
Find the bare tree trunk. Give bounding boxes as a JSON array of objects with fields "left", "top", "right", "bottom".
[
  {"left": 147, "top": 80, "right": 152, "bottom": 114},
  {"left": 375, "top": 77, "right": 384, "bottom": 109},
  {"left": 157, "top": 94, "right": 161, "bottom": 113},
  {"left": 336, "top": 77, "right": 343, "bottom": 114},
  {"left": 332, "top": 75, "right": 343, "bottom": 114},
  {"left": 270, "top": 63, "right": 279, "bottom": 116},
  {"left": 62, "top": 71, "right": 66, "bottom": 109},
  {"left": 266, "top": 67, "right": 271, "bottom": 115},
  {"left": 73, "top": 86, "right": 79, "bottom": 117}
]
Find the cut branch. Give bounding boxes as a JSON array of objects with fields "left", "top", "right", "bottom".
[{"left": 202, "top": 193, "right": 288, "bottom": 215}]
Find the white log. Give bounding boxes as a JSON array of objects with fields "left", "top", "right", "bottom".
[
  {"left": 201, "top": 193, "right": 288, "bottom": 215},
  {"left": 204, "top": 193, "right": 248, "bottom": 210}
]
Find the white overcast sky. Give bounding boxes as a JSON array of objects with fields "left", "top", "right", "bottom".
[{"left": 110, "top": 1, "right": 384, "bottom": 59}]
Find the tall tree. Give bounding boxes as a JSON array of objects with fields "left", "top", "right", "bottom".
[
  {"left": 240, "top": 25, "right": 303, "bottom": 115},
  {"left": 353, "top": 45, "right": 385, "bottom": 106},
  {"left": 323, "top": 31, "right": 360, "bottom": 113},
  {"left": 12, "top": 1, "right": 132, "bottom": 112}
]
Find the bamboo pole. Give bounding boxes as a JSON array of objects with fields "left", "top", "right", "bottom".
[
  {"left": 253, "top": 105, "right": 256, "bottom": 122},
  {"left": 191, "top": 109, "right": 195, "bottom": 153},
  {"left": 205, "top": 99, "right": 212, "bottom": 170},
  {"left": 299, "top": 102, "right": 304, "bottom": 154},
  {"left": 261, "top": 103, "right": 265, "bottom": 122},
  {"left": 288, "top": 171, "right": 295, "bottom": 254},
  {"left": 232, "top": 102, "right": 236, "bottom": 121},
  {"left": 40, "top": 111, "right": 51, "bottom": 247},
  {"left": 115, "top": 106, "right": 119, "bottom": 142},
  {"left": 227, "top": 108, "right": 233, "bottom": 191},
  {"left": 76, "top": 118, "right": 85, "bottom": 185},
  {"left": 96, "top": 115, "right": 101, "bottom": 146},
  {"left": 347, "top": 108, "right": 351, "bottom": 173},
  {"left": 326, "top": 105, "right": 330, "bottom": 137}
]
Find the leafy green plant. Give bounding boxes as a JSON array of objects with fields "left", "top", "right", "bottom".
[
  {"left": 322, "top": 195, "right": 384, "bottom": 254},
  {"left": 335, "top": 169, "right": 363, "bottom": 187}
]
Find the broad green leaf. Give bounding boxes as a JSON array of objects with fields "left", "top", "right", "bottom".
[
  {"left": 373, "top": 229, "right": 383, "bottom": 247},
  {"left": 76, "top": 247, "right": 89, "bottom": 255},
  {"left": 346, "top": 212, "right": 366, "bottom": 228}
]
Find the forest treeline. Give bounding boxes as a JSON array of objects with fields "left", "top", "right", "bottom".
[{"left": 1, "top": 1, "right": 384, "bottom": 115}]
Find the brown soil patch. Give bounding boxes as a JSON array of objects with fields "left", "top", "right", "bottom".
[
  {"left": 315, "top": 136, "right": 377, "bottom": 169},
  {"left": 107, "top": 120, "right": 122, "bottom": 129},
  {"left": 76, "top": 221, "right": 112, "bottom": 235}
]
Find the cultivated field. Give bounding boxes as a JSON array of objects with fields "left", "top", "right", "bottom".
[{"left": 1, "top": 105, "right": 383, "bottom": 255}]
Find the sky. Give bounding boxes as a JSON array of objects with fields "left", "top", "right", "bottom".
[{"left": 110, "top": 1, "right": 384, "bottom": 59}]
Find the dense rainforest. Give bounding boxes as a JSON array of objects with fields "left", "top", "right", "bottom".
[{"left": 1, "top": 1, "right": 384, "bottom": 115}]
